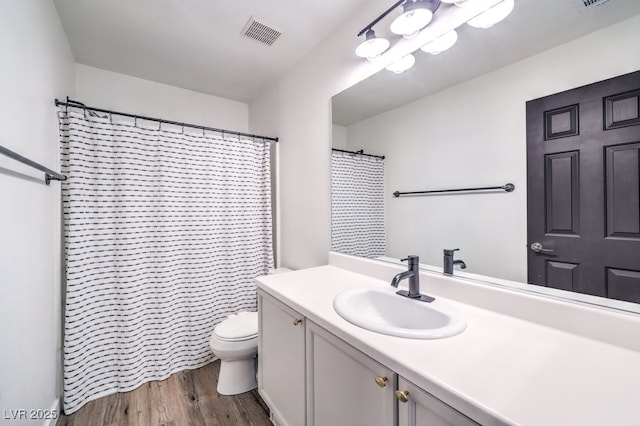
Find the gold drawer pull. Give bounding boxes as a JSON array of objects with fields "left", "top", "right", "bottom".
[
  {"left": 395, "top": 390, "right": 410, "bottom": 403},
  {"left": 293, "top": 319, "right": 302, "bottom": 326},
  {"left": 374, "top": 376, "right": 388, "bottom": 388}
]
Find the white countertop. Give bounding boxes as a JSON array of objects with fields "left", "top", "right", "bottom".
[{"left": 256, "top": 261, "right": 640, "bottom": 426}]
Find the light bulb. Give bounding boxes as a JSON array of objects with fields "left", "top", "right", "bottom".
[
  {"left": 385, "top": 54, "right": 416, "bottom": 74},
  {"left": 355, "top": 29, "right": 390, "bottom": 60},
  {"left": 420, "top": 29, "right": 458, "bottom": 54},
  {"left": 390, "top": 1, "right": 436, "bottom": 39},
  {"left": 391, "top": 9, "right": 434, "bottom": 38},
  {"left": 467, "top": 0, "right": 514, "bottom": 29}
]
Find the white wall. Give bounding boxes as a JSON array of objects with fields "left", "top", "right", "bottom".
[
  {"left": 332, "top": 125, "right": 348, "bottom": 150},
  {"left": 249, "top": 0, "right": 410, "bottom": 270},
  {"left": 345, "top": 15, "right": 640, "bottom": 282},
  {"left": 75, "top": 64, "right": 249, "bottom": 131},
  {"left": 0, "top": 1, "right": 74, "bottom": 424}
]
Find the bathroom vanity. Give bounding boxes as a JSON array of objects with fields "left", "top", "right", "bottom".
[{"left": 256, "top": 253, "right": 640, "bottom": 426}]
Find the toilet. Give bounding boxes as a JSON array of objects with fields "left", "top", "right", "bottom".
[
  {"left": 210, "top": 268, "right": 292, "bottom": 395},
  {"left": 210, "top": 311, "right": 259, "bottom": 395}
]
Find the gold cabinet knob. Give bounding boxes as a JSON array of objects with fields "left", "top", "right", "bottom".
[
  {"left": 395, "top": 390, "right": 410, "bottom": 403},
  {"left": 374, "top": 376, "right": 388, "bottom": 388},
  {"left": 293, "top": 319, "right": 302, "bottom": 326}
]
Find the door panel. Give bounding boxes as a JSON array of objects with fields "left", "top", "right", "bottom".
[
  {"left": 544, "top": 104, "right": 579, "bottom": 140},
  {"left": 604, "top": 89, "right": 640, "bottom": 129},
  {"left": 527, "top": 70, "right": 640, "bottom": 303},
  {"left": 607, "top": 268, "right": 640, "bottom": 303},
  {"left": 544, "top": 151, "right": 579, "bottom": 235},
  {"left": 546, "top": 261, "right": 580, "bottom": 292},
  {"left": 605, "top": 143, "right": 640, "bottom": 238}
]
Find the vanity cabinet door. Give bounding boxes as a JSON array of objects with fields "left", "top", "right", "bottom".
[
  {"left": 258, "top": 290, "right": 306, "bottom": 426},
  {"left": 306, "top": 320, "right": 396, "bottom": 426},
  {"left": 397, "top": 377, "right": 478, "bottom": 426}
]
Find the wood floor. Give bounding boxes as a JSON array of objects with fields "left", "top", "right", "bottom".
[{"left": 56, "top": 361, "right": 271, "bottom": 426}]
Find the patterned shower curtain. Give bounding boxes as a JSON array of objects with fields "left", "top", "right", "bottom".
[
  {"left": 331, "top": 151, "right": 386, "bottom": 258},
  {"left": 59, "top": 110, "right": 274, "bottom": 414}
]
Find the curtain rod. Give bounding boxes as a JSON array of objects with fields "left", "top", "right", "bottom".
[
  {"left": 332, "top": 148, "right": 385, "bottom": 160},
  {"left": 55, "top": 97, "right": 279, "bottom": 143}
]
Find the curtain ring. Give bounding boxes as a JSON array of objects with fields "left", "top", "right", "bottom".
[
  {"left": 158, "top": 121, "right": 162, "bottom": 131},
  {"left": 202, "top": 126, "right": 206, "bottom": 137},
  {"left": 109, "top": 112, "right": 113, "bottom": 124},
  {"left": 181, "top": 124, "right": 185, "bottom": 134}
]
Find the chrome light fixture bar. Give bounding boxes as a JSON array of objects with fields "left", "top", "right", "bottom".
[{"left": 356, "top": 0, "right": 515, "bottom": 73}]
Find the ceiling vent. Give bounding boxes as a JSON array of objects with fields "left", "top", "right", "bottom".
[
  {"left": 241, "top": 17, "right": 282, "bottom": 46},
  {"left": 574, "top": 0, "right": 612, "bottom": 9}
]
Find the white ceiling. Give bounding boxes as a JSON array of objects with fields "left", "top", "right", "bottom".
[
  {"left": 53, "top": 0, "right": 366, "bottom": 103},
  {"left": 333, "top": 0, "right": 640, "bottom": 126},
  {"left": 54, "top": 0, "right": 640, "bottom": 111}
]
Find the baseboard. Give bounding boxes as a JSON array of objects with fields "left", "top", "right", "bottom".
[{"left": 44, "top": 398, "right": 61, "bottom": 426}]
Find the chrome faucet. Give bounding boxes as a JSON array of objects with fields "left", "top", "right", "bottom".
[
  {"left": 443, "top": 249, "right": 466, "bottom": 275},
  {"left": 391, "top": 255, "right": 434, "bottom": 303}
]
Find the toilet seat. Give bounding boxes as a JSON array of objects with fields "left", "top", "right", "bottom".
[{"left": 214, "top": 312, "right": 258, "bottom": 342}]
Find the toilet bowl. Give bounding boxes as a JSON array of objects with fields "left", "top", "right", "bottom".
[{"left": 210, "top": 311, "right": 259, "bottom": 395}]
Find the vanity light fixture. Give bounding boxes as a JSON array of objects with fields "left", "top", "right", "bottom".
[
  {"left": 467, "top": 0, "right": 514, "bottom": 28},
  {"left": 390, "top": 0, "right": 441, "bottom": 39},
  {"left": 355, "top": 0, "right": 515, "bottom": 73},
  {"left": 420, "top": 29, "right": 458, "bottom": 54},
  {"left": 385, "top": 53, "right": 416, "bottom": 73},
  {"left": 355, "top": 29, "right": 391, "bottom": 60}
]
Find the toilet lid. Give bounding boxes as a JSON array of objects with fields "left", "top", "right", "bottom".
[{"left": 214, "top": 312, "right": 258, "bottom": 341}]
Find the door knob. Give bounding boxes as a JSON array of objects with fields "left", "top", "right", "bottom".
[
  {"left": 293, "top": 319, "right": 302, "bottom": 326},
  {"left": 395, "top": 390, "right": 410, "bottom": 403},
  {"left": 530, "top": 242, "right": 554, "bottom": 253}
]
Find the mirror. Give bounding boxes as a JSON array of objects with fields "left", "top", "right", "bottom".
[{"left": 331, "top": 0, "right": 640, "bottom": 312}]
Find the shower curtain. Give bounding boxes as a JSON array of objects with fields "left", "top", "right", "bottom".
[
  {"left": 331, "top": 152, "right": 386, "bottom": 258},
  {"left": 59, "top": 110, "right": 274, "bottom": 414}
]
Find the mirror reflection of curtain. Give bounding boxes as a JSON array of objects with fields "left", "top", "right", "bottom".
[{"left": 331, "top": 152, "right": 385, "bottom": 258}]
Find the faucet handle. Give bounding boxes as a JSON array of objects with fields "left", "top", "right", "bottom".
[
  {"left": 443, "top": 248, "right": 460, "bottom": 256},
  {"left": 401, "top": 255, "right": 419, "bottom": 265}
]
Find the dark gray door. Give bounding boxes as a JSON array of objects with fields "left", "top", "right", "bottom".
[{"left": 527, "top": 70, "right": 640, "bottom": 304}]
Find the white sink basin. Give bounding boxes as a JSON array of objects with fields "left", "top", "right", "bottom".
[{"left": 333, "top": 287, "right": 466, "bottom": 339}]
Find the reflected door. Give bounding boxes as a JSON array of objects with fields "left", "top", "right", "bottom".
[{"left": 527, "top": 70, "right": 640, "bottom": 303}]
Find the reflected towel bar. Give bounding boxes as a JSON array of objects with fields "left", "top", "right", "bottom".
[
  {"left": 393, "top": 183, "right": 515, "bottom": 197},
  {"left": 0, "top": 145, "right": 67, "bottom": 185}
]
